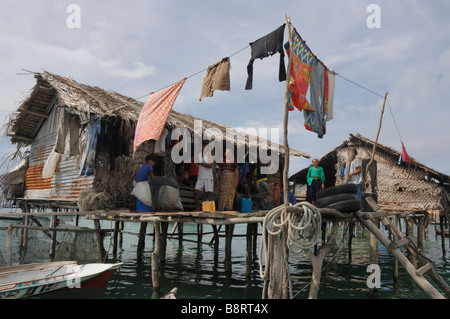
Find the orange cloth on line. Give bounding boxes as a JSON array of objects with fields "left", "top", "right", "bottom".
[{"left": 133, "top": 78, "right": 187, "bottom": 157}]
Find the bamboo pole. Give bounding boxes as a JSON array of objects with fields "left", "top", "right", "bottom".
[
  {"left": 265, "top": 14, "right": 295, "bottom": 299},
  {"left": 363, "top": 92, "right": 388, "bottom": 188},
  {"left": 282, "top": 14, "right": 293, "bottom": 211}
]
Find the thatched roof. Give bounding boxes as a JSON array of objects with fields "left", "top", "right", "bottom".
[
  {"left": 5, "top": 71, "right": 309, "bottom": 158},
  {"left": 290, "top": 133, "right": 450, "bottom": 188},
  {"left": 290, "top": 133, "right": 450, "bottom": 214}
]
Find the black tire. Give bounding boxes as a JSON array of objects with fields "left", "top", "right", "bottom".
[
  {"left": 316, "top": 184, "right": 358, "bottom": 200},
  {"left": 326, "top": 199, "right": 362, "bottom": 213},
  {"left": 315, "top": 193, "right": 356, "bottom": 208}
]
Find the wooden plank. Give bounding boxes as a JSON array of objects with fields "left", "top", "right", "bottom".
[{"left": 416, "top": 263, "right": 433, "bottom": 277}]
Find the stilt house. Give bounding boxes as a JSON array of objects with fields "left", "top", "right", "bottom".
[
  {"left": 1, "top": 71, "right": 309, "bottom": 211},
  {"left": 290, "top": 133, "right": 450, "bottom": 218}
]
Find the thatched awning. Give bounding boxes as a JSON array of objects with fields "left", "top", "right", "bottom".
[{"left": 4, "top": 71, "right": 309, "bottom": 158}]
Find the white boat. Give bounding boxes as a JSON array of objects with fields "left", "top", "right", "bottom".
[{"left": 0, "top": 261, "right": 122, "bottom": 299}]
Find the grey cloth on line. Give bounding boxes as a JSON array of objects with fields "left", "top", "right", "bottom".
[
  {"left": 308, "top": 59, "right": 326, "bottom": 138},
  {"left": 55, "top": 111, "right": 81, "bottom": 156}
]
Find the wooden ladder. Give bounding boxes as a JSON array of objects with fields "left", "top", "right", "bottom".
[{"left": 355, "top": 196, "right": 450, "bottom": 299}]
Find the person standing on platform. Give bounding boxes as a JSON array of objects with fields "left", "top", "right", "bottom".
[
  {"left": 348, "top": 149, "right": 362, "bottom": 199},
  {"left": 306, "top": 158, "right": 325, "bottom": 205},
  {"left": 194, "top": 142, "right": 214, "bottom": 211}
]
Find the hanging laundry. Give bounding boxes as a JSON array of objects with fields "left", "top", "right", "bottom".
[
  {"left": 245, "top": 24, "right": 286, "bottom": 90},
  {"left": 133, "top": 78, "right": 187, "bottom": 157},
  {"left": 79, "top": 116, "right": 101, "bottom": 177},
  {"left": 284, "top": 27, "right": 315, "bottom": 112},
  {"left": 200, "top": 57, "right": 231, "bottom": 101},
  {"left": 326, "top": 69, "right": 337, "bottom": 121},
  {"left": 398, "top": 142, "right": 411, "bottom": 166},
  {"left": 96, "top": 117, "right": 126, "bottom": 171},
  {"left": 55, "top": 111, "right": 81, "bottom": 156},
  {"left": 304, "top": 59, "right": 328, "bottom": 138}
]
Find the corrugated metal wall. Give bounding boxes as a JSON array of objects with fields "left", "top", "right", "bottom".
[{"left": 24, "top": 104, "right": 94, "bottom": 202}]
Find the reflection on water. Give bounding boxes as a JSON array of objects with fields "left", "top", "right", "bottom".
[{"left": 3, "top": 217, "right": 450, "bottom": 299}]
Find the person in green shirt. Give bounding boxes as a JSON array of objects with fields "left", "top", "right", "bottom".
[{"left": 307, "top": 158, "right": 325, "bottom": 205}]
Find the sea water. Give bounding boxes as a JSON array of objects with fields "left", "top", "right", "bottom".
[{"left": 2, "top": 211, "right": 450, "bottom": 300}]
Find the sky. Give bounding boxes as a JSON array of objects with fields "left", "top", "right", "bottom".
[{"left": 1, "top": 0, "right": 450, "bottom": 177}]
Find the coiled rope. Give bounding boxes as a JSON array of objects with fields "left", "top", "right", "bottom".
[{"left": 259, "top": 201, "right": 322, "bottom": 298}]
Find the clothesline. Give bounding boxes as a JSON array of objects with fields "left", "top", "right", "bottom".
[
  {"left": 133, "top": 44, "right": 250, "bottom": 101},
  {"left": 129, "top": 22, "right": 404, "bottom": 145}
]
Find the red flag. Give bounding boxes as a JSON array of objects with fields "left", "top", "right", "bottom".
[
  {"left": 401, "top": 142, "right": 411, "bottom": 164},
  {"left": 133, "top": 78, "right": 187, "bottom": 157}
]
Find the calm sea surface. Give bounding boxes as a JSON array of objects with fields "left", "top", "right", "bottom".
[{"left": 2, "top": 209, "right": 450, "bottom": 300}]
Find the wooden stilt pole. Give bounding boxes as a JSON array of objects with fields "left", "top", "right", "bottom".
[
  {"left": 348, "top": 221, "right": 354, "bottom": 262},
  {"left": 137, "top": 222, "right": 148, "bottom": 263},
  {"left": 119, "top": 221, "right": 124, "bottom": 247},
  {"left": 225, "top": 224, "right": 235, "bottom": 274},
  {"left": 160, "top": 222, "right": 168, "bottom": 266},
  {"left": 392, "top": 215, "right": 399, "bottom": 286},
  {"left": 246, "top": 223, "right": 252, "bottom": 277},
  {"left": 113, "top": 220, "right": 120, "bottom": 256},
  {"left": 6, "top": 224, "right": 13, "bottom": 266},
  {"left": 252, "top": 223, "right": 258, "bottom": 257},
  {"left": 178, "top": 222, "right": 184, "bottom": 245},
  {"left": 212, "top": 225, "right": 219, "bottom": 264},
  {"left": 49, "top": 208, "right": 57, "bottom": 259},
  {"left": 440, "top": 215, "right": 446, "bottom": 255},
  {"left": 406, "top": 216, "right": 418, "bottom": 268},
  {"left": 368, "top": 222, "right": 379, "bottom": 298},
  {"left": 151, "top": 221, "right": 161, "bottom": 293},
  {"left": 308, "top": 222, "right": 339, "bottom": 299},
  {"left": 197, "top": 223, "right": 203, "bottom": 247},
  {"left": 418, "top": 216, "right": 424, "bottom": 252}
]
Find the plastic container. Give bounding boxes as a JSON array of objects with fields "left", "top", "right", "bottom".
[
  {"left": 238, "top": 197, "right": 253, "bottom": 213},
  {"left": 202, "top": 200, "right": 216, "bottom": 212}
]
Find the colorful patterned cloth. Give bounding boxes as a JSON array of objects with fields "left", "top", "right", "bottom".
[
  {"left": 284, "top": 27, "right": 315, "bottom": 112},
  {"left": 218, "top": 169, "right": 237, "bottom": 211},
  {"left": 133, "top": 78, "right": 187, "bottom": 157}
]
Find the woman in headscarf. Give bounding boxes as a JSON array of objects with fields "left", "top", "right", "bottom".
[{"left": 306, "top": 158, "right": 325, "bottom": 205}]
